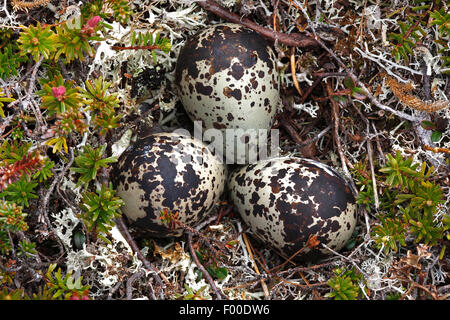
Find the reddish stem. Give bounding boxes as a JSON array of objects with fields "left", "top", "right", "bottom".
[
  {"left": 112, "top": 45, "right": 161, "bottom": 51},
  {"left": 196, "top": 0, "right": 319, "bottom": 48}
]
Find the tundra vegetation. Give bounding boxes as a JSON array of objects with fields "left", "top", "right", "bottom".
[{"left": 0, "top": 0, "right": 449, "bottom": 300}]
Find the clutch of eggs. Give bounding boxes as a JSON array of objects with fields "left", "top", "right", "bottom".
[
  {"left": 175, "top": 23, "right": 280, "bottom": 164},
  {"left": 111, "top": 132, "right": 226, "bottom": 237},
  {"left": 228, "top": 157, "right": 357, "bottom": 261}
]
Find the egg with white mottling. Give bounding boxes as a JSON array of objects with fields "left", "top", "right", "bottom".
[
  {"left": 228, "top": 157, "right": 357, "bottom": 261},
  {"left": 175, "top": 23, "right": 280, "bottom": 134},
  {"left": 111, "top": 132, "right": 226, "bottom": 237}
]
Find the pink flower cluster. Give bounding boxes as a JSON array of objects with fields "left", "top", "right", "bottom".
[
  {"left": 82, "top": 16, "right": 101, "bottom": 35},
  {"left": 51, "top": 86, "right": 66, "bottom": 102}
]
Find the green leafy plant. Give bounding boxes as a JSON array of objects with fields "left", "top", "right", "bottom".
[
  {"left": 54, "top": 15, "right": 103, "bottom": 62},
  {"left": 343, "top": 76, "right": 367, "bottom": 100},
  {"left": 109, "top": 0, "right": 133, "bottom": 24},
  {"left": 353, "top": 151, "right": 446, "bottom": 254},
  {"left": 17, "top": 239, "right": 37, "bottom": 257},
  {"left": 0, "top": 201, "right": 28, "bottom": 255},
  {"left": 38, "top": 73, "right": 83, "bottom": 115},
  {"left": 32, "top": 156, "right": 54, "bottom": 183},
  {"left": 82, "top": 0, "right": 133, "bottom": 24},
  {"left": 372, "top": 216, "right": 407, "bottom": 253},
  {"left": 0, "top": 43, "right": 27, "bottom": 80},
  {"left": 0, "top": 288, "right": 26, "bottom": 300},
  {"left": 39, "top": 264, "right": 90, "bottom": 300},
  {"left": 17, "top": 22, "right": 57, "bottom": 62},
  {"left": 0, "top": 29, "right": 24, "bottom": 79},
  {"left": 353, "top": 161, "right": 397, "bottom": 212},
  {"left": 9, "top": 127, "right": 24, "bottom": 141},
  {"left": 130, "top": 31, "right": 172, "bottom": 64},
  {"left": 421, "top": 120, "right": 444, "bottom": 144},
  {"left": 79, "top": 183, "right": 123, "bottom": 243},
  {"left": 430, "top": 8, "right": 450, "bottom": 38},
  {"left": 379, "top": 151, "right": 420, "bottom": 189},
  {"left": 80, "top": 76, "right": 122, "bottom": 135},
  {"left": 175, "top": 284, "right": 209, "bottom": 300},
  {"left": 0, "top": 88, "right": 15, "bottom": 118},
  {"left": 384, "top": 154, "right": 445, "bottom": 245},
  {"left": 430, "top": 8, "right": 450, "bottom": 74},
  {"left": 389, "top": 19, "right": 425, "bottom": 62},
  {"left": 70, "top": 144, "right": 117, "bottom": 187},
  {"left": 326, "top": 267, "right": 367, "bottom": 300},
  {"left": 45, "top": 112, "right": 88, "bottom": 154},
  {"left": 0, "top": 176, "right": 38, "bottom": 208},
  {"left": 0, "top": 140, "right": 32, "bottom": 165},
  {"left": 0, "top": 259, "right": 16, "bottom": 286},
  {"left": 0, "top": 263, "right": 90, "bottom": 300},
  {"left": 387, "top": 4, "right": 449, "bottom": 73},
  {"left": 37, "top": 73, "right": 87, "bottom": 154},
  {"left": 195, "top": 248, "right": 228, "bottom": 281}
]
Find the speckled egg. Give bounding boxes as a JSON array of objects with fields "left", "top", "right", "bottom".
[
  {"left": 228, "top": 157, "right": 357, "bottom": 261},
  {"left": 175, "top": 23, "right": 280, "bottom": 133},
  {"left": 111, "top": 132, "right": 226, "bottom": 237}
]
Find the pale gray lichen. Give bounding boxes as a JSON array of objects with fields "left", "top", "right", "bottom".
[{"left": 51, "top": 208, "right": 80, "bottom": 249}]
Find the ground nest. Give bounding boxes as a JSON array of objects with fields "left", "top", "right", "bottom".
[{"left": 0, "top": 0, "right": 449, "bottom": 301}]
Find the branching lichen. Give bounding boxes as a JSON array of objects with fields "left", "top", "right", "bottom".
[{"left": 0, "top": 0, "right": 448, "bottom": 302}]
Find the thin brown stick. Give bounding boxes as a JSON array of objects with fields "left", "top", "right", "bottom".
[
  {"left": 423, "top": 145, "right": 450, "bottom": 154},
  {"left": 187, "top": 231, "right": 226, "bottom": 300},
  {"left": 112, "top": 45, "right": 161, "bottom": 51},
  {"left": 242, "top": 233, "right": 270, "bottom": 298},
  {"left": 326, "top": 80, "right": 354, "bottom": 183},
  {"left": 282, "top": 124, "right": 333, "bottom": 152},
  {"left": 296, "top": 72, "right": 348, "bottom": 107},
  {"left": 272, "top": 275, "right": 328, "bottom": 289},
  {"left": 115, "top": 217, "right": 167, "bottom": 299},
  {"left": 222, "top": 276, "right": 327, "bottom": 291},
  {"left": 275, "top": 261, "right": 336, "bottom": 276},
  {"left": 195, "top": 0, "right": 319, "bottom": 48},
  {"left": 290, "top": 47, "right": 303, "bottom": 96},
  {"left": 306, "top": 29, "right": 419, "bottom": 122},
  {"left": 371, "top": 122, "right": 385, "bottom": 165},
  {"left": 279, "top": 114, "right": 304, "bottom": 144},
  {"left": 270, "top": 235, "right": 320, "bottom": 272},
  {"left": 38, "top": 147, "right": 75, "bottom": 230},
  {"left": 26, "top": 55, "right": 45, "bottom": 132},
  {"left": 367, "top": 139, "right": 379, "bottom": 209},
  {"left": 126, "top": 270, "right": 146, "bottom": 300},
  {"left": 395, "top": 276, "right": 450, "bottom": 300}
]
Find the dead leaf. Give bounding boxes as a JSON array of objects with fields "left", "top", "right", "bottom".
[
  {"left": 154, "top": 242, "right": 189, "bottom": 264},
  {"left": 416, "top": 244, "right": 432, "bottom": 260},
  {"left": 403, "top": 250, "right": 421, "bottom": 270}
]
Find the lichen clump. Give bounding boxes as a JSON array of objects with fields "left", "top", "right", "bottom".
[{"left": 0, "top": 0, "right": 448, "bottom": 301}]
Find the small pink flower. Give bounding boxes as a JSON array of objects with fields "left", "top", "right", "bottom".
[
  {"left": 51, "top": 86, "right": 66, "bottom": 101},
  {"left": 87, "top": 16, "right": 101, "bottom": 29}
]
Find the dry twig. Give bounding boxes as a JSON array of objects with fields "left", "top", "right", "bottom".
[
  {"left": 195, "top": 0, "right": 319, "bottom": 48},
  {"left": 242, "top": 233, "right": 270, "bottom": 298},
  {"left": 186, "top": 231, "right": 226, "bottom": 300},
  {"left": 326, "top": 81, "right": 355, "bottom": 186},
  {"left": 115, "top": 217, "right": 167, "bottom": 299}
]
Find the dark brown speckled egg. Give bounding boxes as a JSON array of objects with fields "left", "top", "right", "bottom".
[
  {"left": 111, "top": 132, "right": 226, "bottom": 237},
  {"left": 228, "top": 157, "right": 357, "bottom": 261},
  {"left": 175, "top": 23, "right": 280, "bottom": 134}
]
